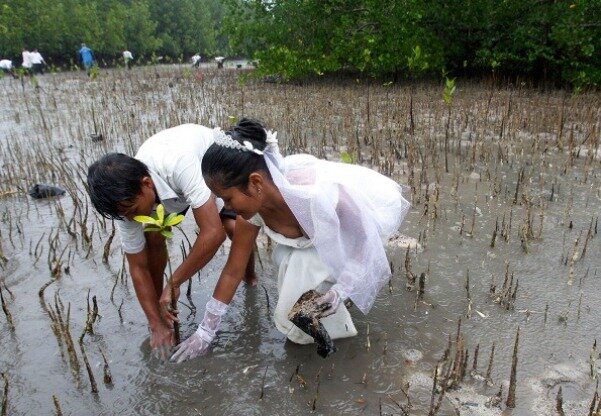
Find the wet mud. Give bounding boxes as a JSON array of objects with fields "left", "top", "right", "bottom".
[{"left": 0, "top": 65, "right": 600, "bottom": 415}]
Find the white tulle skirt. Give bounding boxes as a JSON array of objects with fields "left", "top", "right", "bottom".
[{"left": 266, "top": 227, "right": 358, "bottom": 345}]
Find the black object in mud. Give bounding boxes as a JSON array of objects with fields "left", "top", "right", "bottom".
[{"left": 288, "top": 290, "right": 337, "bottom": 358}]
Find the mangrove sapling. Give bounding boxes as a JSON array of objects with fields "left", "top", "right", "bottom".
[
  {"left": 590, "top": 340, "right": 598, "bottom": 379},
  {"left": 556, "top": 386, "right": 565, "bottom": 416},
  {"left": 99, "top": 347, "right": 113, "bottom": 386},
  {"left": 261, "top": 284, "right": 271, "bottom": 317},
  {"left": 506, "top": 326, "right": 520, "bottom": 408},
  {"left": 311, "top": 367, "right": 322, "bottom": 411},
  {"left": 109, "top": 272, "right": 119, "bottom": 303},
  {"left": 588, "top": 391, "right": 599, "bottom": 416},
  {"left": 79, "top": 340, "right": 98, "bottom": 394},
  {"left": 472, "top": 344, "right": 480, "bottom": 374},
  {"left": 53, "top": 295, "right": 81, "bottom": 380},
  {"left": 485, "top": 343, "right": 496, "bottom": 385},
  {"left": 465, "top": 270, "right": 472, "bottom": 318},
  {"left": 418, "top": 272, "right": 426, "bottom": 301},
  {"left": 0, "top": 373, "right": 7, "bottom": 416},
  {"left": 258, "top": 365, "right": 269, "bottom": 400},
  {"left": 0, "top": 284, "right": 13, "bottom": 302},
  {"left": 133, "top": 204, "right": 185, "bottom": 344},
  {"left": 80, "top": 291, "right": 99, "bottom": 343},
  {"left": 117, "top": 299, "right": 124, "bottom": 324},
  {"left": 581, "top": 216, "right": 595, "bottom": 259},
  {"left": 490, "top": 218, "right": 499, "bottom": 248},
  {"left": 404, "top": 246, "right": 416, "bottom": 290},
  {"left": 101, "top": 221, "right": 115, "bottom": 264},
  {"left": 0, "top": 284, "right": 15, "bottom": 332},
  {"left": 428, "top": 363, "right": 440, "bottom": 415},
  {"left": 52, "top": 395, "right": 62, "bottom": 416},
  {"left": 442, "top": 77, "right": 456, "bottom": 174}
]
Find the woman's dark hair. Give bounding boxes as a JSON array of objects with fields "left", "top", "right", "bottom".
[
  {"left": 87, "top": 153, "right": 150, "bottom": 219},
  {"left": 202, "top": 118, "right": 271, "bottom": 190}
]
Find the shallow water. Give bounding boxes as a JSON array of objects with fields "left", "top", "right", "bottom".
[{"left": 0, "top": 66, "right": 600, "bottom": 415}]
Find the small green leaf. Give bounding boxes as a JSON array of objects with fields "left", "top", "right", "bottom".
[
  {"left": 143, "top": 226, "right": 162, "bottom": 233},
  {"left": 160, "top": 230, "right": 174, "bottom": 238},
  {"left": 164, "top": 213, "right": 185, "bottom": 227},
  {"left": 341, "top": 151, "right": 355, "bottom": 164},
  {"left": 134, "top": 215, "right": 160, "bottom": 225},
  {"left": 155, "top": 204, "right": 165, "bottom": 225}
]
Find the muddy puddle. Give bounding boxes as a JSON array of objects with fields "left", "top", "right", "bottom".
[{"left": 0, "top": 66, "right": 600, "bottom": 415}]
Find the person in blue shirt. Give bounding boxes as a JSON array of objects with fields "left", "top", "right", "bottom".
[{"left": 78, "top": 43, "right": 96, "bottom": 75}]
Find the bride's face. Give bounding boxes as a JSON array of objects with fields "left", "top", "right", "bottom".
[{"left": 210, "top": 182, "right": 263, "bottom": 221}]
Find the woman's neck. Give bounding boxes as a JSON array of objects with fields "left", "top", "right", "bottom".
[
  {"left": 259, "top": 183, "right": 305, "bottom": 238},
  {"left": 259, "top": 183, "right": 289, "bottom": 217}
]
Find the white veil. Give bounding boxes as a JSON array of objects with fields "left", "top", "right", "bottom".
[{"left": 263, "top": 133, "right": 410, "bottom": 314}]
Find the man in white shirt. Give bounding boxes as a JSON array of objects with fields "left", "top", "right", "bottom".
[
  {"left": 123, "top": 50, "right": 133, "bottom": 69},
  {"left": 87, "top": 124, "right": 256, "bottom": 356},
  {"left": 191, "top": 53, "right": 201, "bottom": 68},
  {"left": 0, "top": 59, "right": 17, "bottom": 78},
  {"left": 21, "top": 48, "right": 32, "bottom": 74},
  {"left": 30, "top": 48, "right": 46, "bottom": 75}
]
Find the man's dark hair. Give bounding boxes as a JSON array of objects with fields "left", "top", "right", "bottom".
[
  {"left": 202, "top": 118, "right": 270, "bottom": 190},
  {"left": 87, "top": 153, "right": 149, "bottom": 219}
]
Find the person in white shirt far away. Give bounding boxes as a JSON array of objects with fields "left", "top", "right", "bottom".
[
  {"left": 30, "top": 48, "right": 46, "bottom": 75},
  {"left": 21, "top": 48, "right": 33, "bottom": 75},
  {"left": 0, "top": 59, "right": 18, "bottom": 79},
  {"left": 191, "top": 53, "right": 201, "bottom": 68},
  {"left": 123, "top": 50, "right": 133, "bottom": 69}
]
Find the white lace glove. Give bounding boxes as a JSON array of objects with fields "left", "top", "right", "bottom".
[
  {"left": 171, "top": 297, "right": 228, "bottom": 363},
  {"left": 315, "top": 285, "right": 347, "bottom": 318}
]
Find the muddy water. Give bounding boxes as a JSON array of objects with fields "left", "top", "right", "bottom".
[{"left": 0, "top": 66, "right": 600, "bottom": 415}]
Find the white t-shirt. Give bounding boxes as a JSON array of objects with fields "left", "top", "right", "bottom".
[
  {"left": 30, "top": 52, "right": 44, "bottom": 64},
  {"left": 123, "top": 51, "right": 133, "bottom": 60},
  {"left": 191, "top": 54, "right": 201, "bottom": 64},
  {"left": 116, "top": 124, "right": 215, "bottom": 254},
  {"left": 0, "top": 60, "right": 12, "bottom": 69},
  {"left": 22, "top": 51, "right": 32, "bottom": 68}
]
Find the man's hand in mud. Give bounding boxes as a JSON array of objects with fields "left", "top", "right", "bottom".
[
  {"left": 150, "top": 321, "right": 175, "bottom": 361},
  {"left": 159, "top": 282, "right": 180, "bottom": 324}
]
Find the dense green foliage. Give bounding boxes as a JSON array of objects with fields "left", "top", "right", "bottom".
[
  {"left": 224, "top": 0, "right": 601, "bottom": 86},
  {"left": 1, "top": 0, "right": 599, "bottom": 85},
  {"left": 0, "top": 0, "right": 227, "bottom": 65}
]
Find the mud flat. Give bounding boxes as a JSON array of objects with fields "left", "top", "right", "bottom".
[{"left": 0, "top": 66, "right": 599, "bottom": 415}]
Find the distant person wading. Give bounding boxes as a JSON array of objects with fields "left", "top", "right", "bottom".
[{"left": 78, "top": 43, "right": 96, "bottom": 75}]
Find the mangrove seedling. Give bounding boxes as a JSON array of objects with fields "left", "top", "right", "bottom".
[
  {"left": 133, "top": 203, "right": 184, "bottom": 238},
  {"left": 442, "top": 77, "right": 456, "bottom": 173},
  {"left": 134, "top": 204, "right": 185, "bottom": 343}
]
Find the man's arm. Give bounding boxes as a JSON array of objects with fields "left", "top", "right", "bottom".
[
  {"left": 126, "top": 249, "right": 174, "bottom": 348},
  {"left": 159, "top": 197, "right": 226, "bottom": 321}
]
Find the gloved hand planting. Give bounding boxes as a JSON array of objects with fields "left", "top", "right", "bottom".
[
  {"left": 315, "top": 286, "right": 345, "bottom": 318},
  {"left": 171, "top": 297, "right": 228, "bottom": 363}
]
